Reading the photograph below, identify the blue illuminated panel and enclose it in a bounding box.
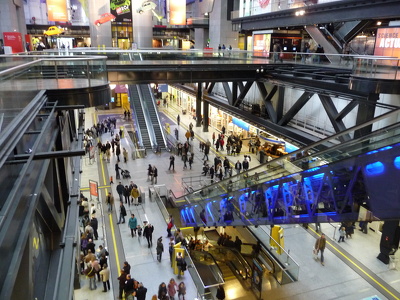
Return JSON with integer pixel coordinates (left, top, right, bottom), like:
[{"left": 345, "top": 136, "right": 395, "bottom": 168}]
[{"left": 365, "top": 161, "right": 385, "bottom": 176}]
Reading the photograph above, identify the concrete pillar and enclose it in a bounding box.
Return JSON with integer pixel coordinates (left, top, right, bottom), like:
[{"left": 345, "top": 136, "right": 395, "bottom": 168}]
[
  {"left": 88, "top": 0, "right": 112, "bottom": 47},
  {"left": 132, "top": 2, "right": 153, "bottom": 48},
  {"left": 202, "top": 100, "right": 209, "bottom": 132},
  {"left": 196, "top": 84, "right": 202, "bottom": 127},
  {"left": 209, "top": 0, "right": 238, "bottom": 49}
]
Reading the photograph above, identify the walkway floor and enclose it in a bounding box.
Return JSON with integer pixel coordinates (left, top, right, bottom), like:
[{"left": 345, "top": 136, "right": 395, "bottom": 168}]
[{"left": 74, "top": 103, "right": 400, "bottom": 300}]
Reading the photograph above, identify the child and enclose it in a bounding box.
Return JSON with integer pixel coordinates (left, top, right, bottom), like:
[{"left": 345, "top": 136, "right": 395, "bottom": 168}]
[
  {"left": 338, "top": 226, "right": 345, "bottom": 243},
  {"left": 137, "top": 225, "right": 142, "bottom": 237}
]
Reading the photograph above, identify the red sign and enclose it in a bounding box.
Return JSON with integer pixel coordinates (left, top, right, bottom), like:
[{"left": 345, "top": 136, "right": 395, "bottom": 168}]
[
  {"left": 170, "top": 0, "right": 186, "bottom": 25},
  {"left": 3, "top": 32, "right": 24, "bottom": 53},
  {"left": 374, "top": 27, "right": 400, "bottom": 58},
  {"left": 47, "top": 0, "right": 68, "bottom": 22},
  {"left": 89, "top": 180, "right": 98, "bottom": 197}
]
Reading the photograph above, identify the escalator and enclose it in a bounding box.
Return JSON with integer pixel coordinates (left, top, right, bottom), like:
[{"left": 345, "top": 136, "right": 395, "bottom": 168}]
[
  {"left": 128, "top": 85, "right": 152, "bottom": 149},
  {"left": 138, "top": 84, "right": 167, "bottom": 149},
  {"left": 304, "top": 25, "right": 341, "bottom": 64},
  {"left": 176, "top": 110, "right": 400, "bottom": 227}
]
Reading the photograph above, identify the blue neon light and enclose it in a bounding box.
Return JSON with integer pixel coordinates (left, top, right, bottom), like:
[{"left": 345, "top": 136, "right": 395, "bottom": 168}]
[
  {"left": 365, "top": 150, "right": 378, "bottom": 155},
  {"left": 379, "top": 146, "right": 392, "bottom": 152},
  {"left": 308, "top": 173, "right": 324, "bottom": 180},
  {"left": 304, "top": 167, "right": 321, "bottom": 173},
  {"left": 365, "top": 161, "right": 385, "bottom": 176},
  {"left": 394, "top": 156, "right": 400, "bottom": 169}
]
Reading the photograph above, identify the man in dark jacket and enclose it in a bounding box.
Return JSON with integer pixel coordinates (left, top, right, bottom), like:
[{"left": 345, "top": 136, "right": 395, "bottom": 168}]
[
  {"left": 117, "top": 202, "right": 127, "bottom": 224},
  {"left": 90, "top": 216, "right": 98, "bottom": 240},
  {"left": 116, "top": 182, "right": 124, "bottom": 202},
  {"left": 117, "top": 270, "right": 127, "bottom": 299},
  {"left": 143, "top": 222, "right": 154, "bottom": 248},
  {"left": 135, "top": 282, "right": 148, "bottom": 300}
]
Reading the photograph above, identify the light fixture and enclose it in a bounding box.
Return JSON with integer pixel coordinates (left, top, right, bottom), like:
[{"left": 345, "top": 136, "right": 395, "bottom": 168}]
[
  {"left": 109, "top": 84, "right": 116, "bottom": 90},
  {"left": 377, "top": 21, "right": 382, "bottom": 26},
  {"left": 295, "top": 10, "right": 305, "bottom": 16}
]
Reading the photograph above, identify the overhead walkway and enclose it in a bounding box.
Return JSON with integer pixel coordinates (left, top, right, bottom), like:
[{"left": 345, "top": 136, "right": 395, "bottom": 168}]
[{"left": 176, "top": 109, "right": 400, "bottom": 227}]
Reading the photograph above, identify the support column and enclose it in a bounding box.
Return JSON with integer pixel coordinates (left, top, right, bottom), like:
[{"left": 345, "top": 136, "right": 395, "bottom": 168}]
[
  {"left": 132, "top": 4, "right": 153, "bottom": 48},
  {"left": 202, "top": 100, "right": 209, "bottom": 132},
  {"left": 354, "top": 93, "right": 379, "bottom": 139},
  {"left": 196, "top": 83, "right": 202, "bottom": 127}
]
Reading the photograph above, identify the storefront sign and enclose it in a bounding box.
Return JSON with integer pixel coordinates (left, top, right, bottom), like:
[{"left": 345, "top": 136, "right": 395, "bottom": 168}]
[
  {"left": 3, "top": 32, "right": 24, "bottom": 53},
  {"left": 170, "top": 0, "right": 186, "bottom": 25},
  {"left": 47, "top": 0, "right": 68, "bottom": 22},
  {"left": 374, "top": 27, "right": 400, "bottom": 58}
]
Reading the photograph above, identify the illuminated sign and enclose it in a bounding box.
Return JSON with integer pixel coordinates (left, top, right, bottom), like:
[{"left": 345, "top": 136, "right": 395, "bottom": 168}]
[
  {"left": 374, "top": 27, "right": 400, "bottom": 58},
  {"left": 47, "top": 0, "right": 69, "bottom": 22},
  {"left": 170, "top": 0, "right": 186, "bottom": 25}
]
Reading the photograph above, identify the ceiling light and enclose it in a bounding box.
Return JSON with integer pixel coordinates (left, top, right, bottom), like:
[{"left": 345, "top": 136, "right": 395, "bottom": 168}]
[{"left": 377, "top": 21, "right": 382, "bottom": 26}]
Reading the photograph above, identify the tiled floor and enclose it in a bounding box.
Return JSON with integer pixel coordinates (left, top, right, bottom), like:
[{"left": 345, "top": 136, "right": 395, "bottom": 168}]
[{"left": 74, "top": 103, "right": 400, "bottom": 300}]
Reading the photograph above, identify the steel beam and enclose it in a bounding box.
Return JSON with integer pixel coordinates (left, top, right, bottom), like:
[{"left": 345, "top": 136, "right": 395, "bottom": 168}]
[
  {"left": 278, "top": 91, "right": 314, "bottom": 126},
  {"left": 318, "top": 94, "right": 351, "bottom": 142}
]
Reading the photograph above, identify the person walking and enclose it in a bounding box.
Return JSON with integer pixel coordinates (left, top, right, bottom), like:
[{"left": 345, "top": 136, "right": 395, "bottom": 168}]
[
  {"left": 216, "top": 285, "right": 225, "bottom": 300},
  {"left": 117, "top": 201, "right": 127, "bottom": 224},
  {"left": 123, "top": 147, "right": 128, "bottom": 163},
  {"left": 128, "top": 214, "right": 138, "bottom": 237},
  {"left": 115, "top": 162, "right": 121, "bottom": 180},
  {"left": 130, "top": 185, "right": 140, "bottom": 206},
  {"left": 105, "top": 192, "right": 114, "bottom": 213},
  {"left": 176, "top": 252, "right": 186, "bottom": 279},
  {"left": 235, "top": 160, "right": 242, "bottom": 174},
  {"left": 314, "top": 233, "right": 327, "bottom": 265},
  {"left": 177, "top": 282, "right": 186, "bottom": 300},
  {"left": 158, "top": 282, "right": 168, "bottom": 300},
  {"left": 144, "top": 222, "right": 154, "bottom": 248},
  {"left": 136, "top": 282, "right": 148, "bottom": 300},
  {"left": 167, "top": 214, "right": 174, "bottom": 237},
  {"left": 338, "top": 226, "right": 346, "bottom": 243},
  {"left": 167, "top": 278, "right": 178, "bottom": 300},
  {"left": 116, "top": 182, "right": 125, "bottom": 202},
  {"left": 156, "top": 237, "right": 164, "bottom": 262},
  {"left": 169, "top": 155, "right": 175, "bottom": 171},
  {"left": 177, "top": 115, "right": 180, "bottom": 126},
  {"left": 152, "top": 165, "right": 158, "bottom": 184},
  {"left": 99, "top": 263, "right": 110, "bottom": 292}
]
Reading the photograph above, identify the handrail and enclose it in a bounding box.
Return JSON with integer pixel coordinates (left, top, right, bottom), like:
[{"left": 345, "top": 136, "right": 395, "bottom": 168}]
[
  {"left": 137, "top": 86, "right": 157, "bottom": 149},
  {"left": 210, "top": 246, "right": 252, "bottom": 280},
  {"left": 189, "top": 249, "right": 225, "bottom": 287},
  {"left": 174, "top": 107, "right": 400, "bottom": 203}
]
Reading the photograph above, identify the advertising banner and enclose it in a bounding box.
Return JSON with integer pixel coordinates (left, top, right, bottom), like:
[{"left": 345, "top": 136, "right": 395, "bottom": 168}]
[
  {"left": 110, "top": 0, "right": 132, "bottom": 22},
  {"left": 374, "top": 27, "right": 400, "bottom": 58},
  {"left": 3, "top": 32, "right": 24, "bottom": 53},
  {"left": 170, "top": 0, "right": 186, "bottom": 25},
  {"left": 89, "top": 180, "right": 99, "bottom": 200},
  {"left": 47, "top": 0, "right": 68, "bottom": 22}
]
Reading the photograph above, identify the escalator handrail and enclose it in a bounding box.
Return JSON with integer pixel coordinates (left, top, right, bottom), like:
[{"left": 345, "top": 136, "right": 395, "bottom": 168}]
[
  {"left": 186, "top": 248, "right": 225, "bottom": 288},
  {"left": 211, "top": 246, "right": 252, "bottom": 280},
  {"left": 140, "top": 84, "right": 168, "bottom": 149},
  {"left": 242, "top": 242, "right": 276, "bottom": 274},
  {"left": 174, "top": 107, "right": 400, "bottom": 204},
  {"left": 137, "top": 85, "right": 158, "bottom": 148},
  {"left": 128, "top": 85, "right": 144, "bottom": 147}
]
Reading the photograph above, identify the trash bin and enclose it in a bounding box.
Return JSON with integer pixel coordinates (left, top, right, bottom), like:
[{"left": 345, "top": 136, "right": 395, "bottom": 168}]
[
  {"left": 389, "top": 255, "right": 399, "bottom": 270},
  {"left": 139, "top": 187, "right": 145, "bottom": 204}
]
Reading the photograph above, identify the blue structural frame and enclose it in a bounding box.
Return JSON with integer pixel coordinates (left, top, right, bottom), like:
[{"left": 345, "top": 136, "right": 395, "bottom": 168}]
[{"left": 180, "top": 143, "right": 400, "bottom": 227}]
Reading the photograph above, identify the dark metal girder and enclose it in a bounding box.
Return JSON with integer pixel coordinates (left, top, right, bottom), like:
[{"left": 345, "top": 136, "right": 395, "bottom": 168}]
[
  {"left": 318, "top": 94, "right": 351, "bottom": 142},
  {"left": 222, "top": 82, "right": 233, "bottom": 105},
  {"left": 234, "top": 81, "right": 254, "bottom": 107},
  {"left": 278, "top": 91, "right": 314, "bottom": 126},
  {"left": 12, "top": 149, "right": 85, "bottom": 161},
  {"left": 234, "top": 0, "right": 400, "bottom": 31},
  {"left": 336, "top": 100, "right": 359, "bottom": 121}
]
